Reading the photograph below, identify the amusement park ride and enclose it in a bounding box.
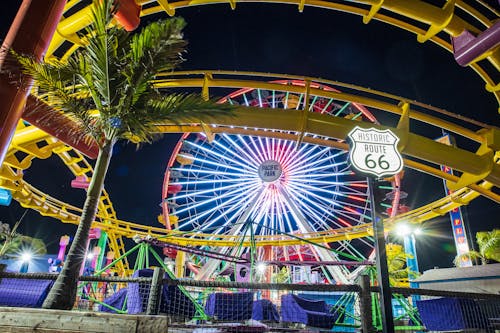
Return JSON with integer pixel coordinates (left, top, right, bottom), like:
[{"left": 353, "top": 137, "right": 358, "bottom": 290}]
[{"left": 0, "top": 0, "right": 498, "bottom": 293}]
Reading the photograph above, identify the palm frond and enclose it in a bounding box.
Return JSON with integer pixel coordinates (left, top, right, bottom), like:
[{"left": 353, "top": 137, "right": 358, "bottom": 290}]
[
  {"left": 84, "top": 0, "right": 118, "bottom": 108},
  {"left": 16, "top": 55, "right": 79, "bottom": 102},
  {"left": 121, "top": 18, "right": 187, "bottom": 107},
  {"left": 147, "top": 92, "right": 234, "bottom": 122},
  {"left": 117, "top": 92, "right": 234, "bottom": 143},
  {"left": 453, "top": 251, "right": 484, "bottom": 266},
  {"left": 476, "top": 229, "right": 500, "bottom": 262},
  {"left": 14, "top": 52, "right": 103, "bottom": 145}
]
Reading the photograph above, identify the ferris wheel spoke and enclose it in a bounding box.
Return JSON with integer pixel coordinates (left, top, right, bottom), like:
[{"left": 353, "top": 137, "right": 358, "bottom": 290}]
[
  {"left": 178, "top": 151, "right": 252, "bottom": 175},
  {"left": 274, "top": 138, "right": 292, "bottom": 165},
  {"left": 338, "top": 184, "right": 369, "bottom": 196},
  {"left": 171, "top": 167, "right": 256, "bottom": 179},
  {"left": 220, "top": 134, "right": 262, "bottom": 166},
  {"left": 284, "top": 145, "right": 332, "bottom": 173},
  {"left": 273, "top": 191, "right": 300, "bottom": 234},
  {"left": 212, "top": 134, "right": 262, "bottom": 168},
  {"left": 289, "top": 156, "right": 348, "bottom": 176},
  {"left": 256, "top": 136, "right": 270, "bottom": 161},
  {"left": 174, "top": 181, "right": 261, "bottom": 216},
  {"left": 286, "top": 183, "right": 365, "bottom": 228},
  {"left": 287, "top": 181, "right": 370, "bottom": 213},
  {"left": 332, "top": 208, "right": 371, "bottom": 225},
  {"left": 186, "top": 140, "right": 255, "bottom": 171},
  {"left": 209, "top": 187, "right": 266, "bottom": 236},
  {"left": 175, "top": 182, "right": 261, "bottom": 229},
  {"left": 284, "top": 185, "right": 346, "bottom": 230},
  {"left": 261, "top": 136, "right": 272, "bottom": 161},
  {"left": 237, "top": 134, "right": 266, "bottom": 165},
  {"left": 286, "top": 182, "right": 343, "bottom": 203},
  {"left": 169, "top": 179, "right": 257, "bottom": 201},
  {"left": 171, "top": 177, "right": 257, "bottom": 186},
  {"left": 280, "top": 141, "right": 310, "bottom": 169},
  {"left": 270, "top": 137, "right": 277, "bottom": 160}
]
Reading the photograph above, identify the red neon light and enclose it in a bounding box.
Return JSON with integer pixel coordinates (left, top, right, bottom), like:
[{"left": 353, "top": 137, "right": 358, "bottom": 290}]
[
  {"left": 349, "top": 183, "right": 368, "bottom": 188},
  {"left": 336, "top": 217, "right": 352, "bottom": 227},
  {"left": 344, "top": 206, "right": 359, "bottom": 214},
  {"left": 347, "top": 195, "right": 366, "bottom": 202}
]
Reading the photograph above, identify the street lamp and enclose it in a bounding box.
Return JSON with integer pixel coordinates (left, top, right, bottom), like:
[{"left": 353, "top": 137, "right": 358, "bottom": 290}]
[
  {"left": 393, "top": 223, "right": 422, "bottom": 288},
  {"left": 256, "top": 262, "right": 267, "bottom": 275},
  {"left": 19, "top": 251, "right": 33, "bottom": 273}
]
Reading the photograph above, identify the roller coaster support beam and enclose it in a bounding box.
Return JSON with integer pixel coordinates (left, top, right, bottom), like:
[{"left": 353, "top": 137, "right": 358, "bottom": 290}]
[
  {"left": 0, "top": 0, "right": 67, "bottom": 167},
  {"left": 212, "top": 108, "right": 500, "bottom": 187},
  {"left": 453, "top": 20, "right": 500, "bottom": 67}
]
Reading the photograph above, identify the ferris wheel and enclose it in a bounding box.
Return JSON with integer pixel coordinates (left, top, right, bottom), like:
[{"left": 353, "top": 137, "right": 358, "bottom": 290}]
[{"left": 162, "top": 80, "right": 399, "bottom": 283}]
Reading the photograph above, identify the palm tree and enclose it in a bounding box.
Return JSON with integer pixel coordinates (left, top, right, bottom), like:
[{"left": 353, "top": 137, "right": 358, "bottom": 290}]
[
  {"left": 386, "top": 243, "right": 418, "bottom": 287},
  {"left": 16, "top": 0, "right": 232, "bottom": 309},
  {"left": 365, "top": 243, "right": 418, "bottom": 287},
  {"left": 454, "top": 229, "right": 500, "bottom": 266},
  {"left": 0, "top": 212, "right": 47, "bottom": 259}
]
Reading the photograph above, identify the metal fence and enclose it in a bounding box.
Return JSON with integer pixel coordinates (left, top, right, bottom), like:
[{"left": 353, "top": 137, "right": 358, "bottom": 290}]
[{"left": 0, "top": 269, "right": 499, "bottom": 332}]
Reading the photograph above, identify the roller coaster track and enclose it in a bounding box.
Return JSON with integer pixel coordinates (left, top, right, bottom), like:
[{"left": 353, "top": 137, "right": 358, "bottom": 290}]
[
  {"left": 1, "top": 72, "right": 498, "bottom": 253},
  {"left": 2, "top": 122, "right": 129, "bottom": 274},
  {"left": 2, "top": 0, "right": 499, "bottom": 267},
  {"left": 49, "top": 0, "right": 500, "bottom": 111}
]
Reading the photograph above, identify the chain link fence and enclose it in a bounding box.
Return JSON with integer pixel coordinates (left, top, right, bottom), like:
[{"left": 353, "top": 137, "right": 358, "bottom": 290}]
[{"left": 0, "top": 269, "right": 499, "bottom": 332}]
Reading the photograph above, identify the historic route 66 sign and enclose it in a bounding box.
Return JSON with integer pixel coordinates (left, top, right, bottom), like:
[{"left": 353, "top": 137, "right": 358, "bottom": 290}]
[{"left": 347, "top": 127, "right": 403, "bottom": 178}]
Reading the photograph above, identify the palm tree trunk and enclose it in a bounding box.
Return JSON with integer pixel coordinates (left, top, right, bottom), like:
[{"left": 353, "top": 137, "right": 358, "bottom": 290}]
[{"left": 43, "top": 140, "right": 114, "bottom": 310}]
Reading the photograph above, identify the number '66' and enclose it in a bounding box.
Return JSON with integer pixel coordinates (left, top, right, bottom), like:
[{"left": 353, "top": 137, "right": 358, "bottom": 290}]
[{"left": 364, "top": 154, "right": 390, "bottom": 170}]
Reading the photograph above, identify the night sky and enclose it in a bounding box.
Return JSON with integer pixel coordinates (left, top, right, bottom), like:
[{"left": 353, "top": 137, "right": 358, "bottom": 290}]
[{"left": 1, "top": 1, "right": 499, "bottom": 272}]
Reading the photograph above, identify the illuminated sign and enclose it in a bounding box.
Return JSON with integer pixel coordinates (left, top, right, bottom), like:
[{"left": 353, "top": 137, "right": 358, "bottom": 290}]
[
  {"left": 348, "top": 127, "right": 403, "bottom": 178},
  {"left": 258, "top": 160, "right": 282, "bottom": 182},
  {"left": 435, "top": 134, "right": 472, "bottom": 267}
]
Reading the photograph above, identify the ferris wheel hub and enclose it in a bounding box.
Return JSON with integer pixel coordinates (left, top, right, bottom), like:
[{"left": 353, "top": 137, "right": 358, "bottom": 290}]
[{"left": 258, "top": 160, "right": 282, "bottom": 182}]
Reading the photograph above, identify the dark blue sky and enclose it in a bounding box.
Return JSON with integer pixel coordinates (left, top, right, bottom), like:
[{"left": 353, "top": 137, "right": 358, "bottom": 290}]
[{"left": 1, "top": 1, "right": 499, "bottom": 271}]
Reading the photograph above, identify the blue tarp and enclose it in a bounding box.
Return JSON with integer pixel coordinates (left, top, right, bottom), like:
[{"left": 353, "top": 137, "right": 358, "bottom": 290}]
[
  {"left": 417, "top": 297, "right": 489, "bottom": 331},
  {"left": 0, "top": 278, "right": 53, "bottom": 307},
  {"left": 281, "top": 294, "right": 339, "bottom": 329},
  {"left": 252, "top": 299, "right": 280, "bottom": 322},
  {"left": 205, "top": 292, "right": 254, "bottom": 321}
]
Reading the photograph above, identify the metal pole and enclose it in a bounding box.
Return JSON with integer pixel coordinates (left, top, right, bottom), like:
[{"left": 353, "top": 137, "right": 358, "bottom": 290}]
[
  {"left": 360, "top": 274, "right": 375, "bottom": 333},
  {"left": 146, "top": 267, "right": 164, "bottom": 315},
  {"left": 368, "top": 177, "right": 395, "bottom": 333}
]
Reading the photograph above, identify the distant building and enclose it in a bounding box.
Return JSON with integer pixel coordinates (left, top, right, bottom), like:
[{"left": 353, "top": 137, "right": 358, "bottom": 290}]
[{"left": 413, "top": 263, "right": 500, "bottom": 294}]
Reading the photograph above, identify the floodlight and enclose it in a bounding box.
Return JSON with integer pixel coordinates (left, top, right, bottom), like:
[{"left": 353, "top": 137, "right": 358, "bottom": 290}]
[
  {"left": 256, "top": 262, "right": 267, "bottom": 274},
  {"left": 414, "top": 227, "right": 423, "bottom": 236},
  {"left": 395, "top": 224, "right": 412, "bottom": 237},
  {"left": 20, "top": 251, "right": 32, "bottom": 263}
]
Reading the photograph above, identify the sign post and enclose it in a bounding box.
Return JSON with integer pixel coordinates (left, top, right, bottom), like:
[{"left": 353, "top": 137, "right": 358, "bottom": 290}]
[{"left": 348, "top": 127, "right": 403, "bottom": 333}]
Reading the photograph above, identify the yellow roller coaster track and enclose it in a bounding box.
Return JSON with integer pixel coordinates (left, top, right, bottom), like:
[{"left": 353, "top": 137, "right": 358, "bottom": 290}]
[
  {"left": 1, "top": 72, "right": 498, "bottom": 252},
  {"left": 49, "top": 0, "right": 500, "bottom": 111},
  {"left": 2, "top": 122, "right": 129, "bottom": 273},
  {"left": 1, "top": 0, "right": 499, "bottom": 266}
]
